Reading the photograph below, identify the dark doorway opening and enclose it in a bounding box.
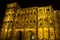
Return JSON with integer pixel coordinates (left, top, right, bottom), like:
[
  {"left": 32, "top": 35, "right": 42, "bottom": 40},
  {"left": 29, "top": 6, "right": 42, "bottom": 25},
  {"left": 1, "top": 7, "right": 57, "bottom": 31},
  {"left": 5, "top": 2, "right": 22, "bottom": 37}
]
[{"left": 17, "top": 31, "right": 22, "bottom": 40}]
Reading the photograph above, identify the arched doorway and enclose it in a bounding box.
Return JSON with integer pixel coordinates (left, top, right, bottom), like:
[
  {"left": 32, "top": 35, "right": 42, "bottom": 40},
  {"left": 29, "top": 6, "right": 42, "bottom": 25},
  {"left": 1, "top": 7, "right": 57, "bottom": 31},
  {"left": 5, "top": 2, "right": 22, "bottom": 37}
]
[{"left": 16, "top": 31, "right": 22, "bottom": 40}]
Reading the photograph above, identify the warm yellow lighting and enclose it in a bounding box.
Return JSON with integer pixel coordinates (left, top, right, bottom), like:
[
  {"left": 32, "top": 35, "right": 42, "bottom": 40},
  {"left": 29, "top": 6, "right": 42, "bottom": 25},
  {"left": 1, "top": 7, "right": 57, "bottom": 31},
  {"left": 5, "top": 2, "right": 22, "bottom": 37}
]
[
  {"left": 44, "top": 27, "right": 48, "bottom": 39},
  {"left": 38, "top": 28, "right": 43, "bottom": 39},
  {"left": 8, "top": 29, "right": 12, "bottom": 38},
  {"left": 7, "top": 3, "right": 17, "bottom": 8},
  {"left": 1, "top": 2, "right": 59, "bottom": 40},
  {"left": 49, "top": 27, "right": 55, "bottom": 39}
]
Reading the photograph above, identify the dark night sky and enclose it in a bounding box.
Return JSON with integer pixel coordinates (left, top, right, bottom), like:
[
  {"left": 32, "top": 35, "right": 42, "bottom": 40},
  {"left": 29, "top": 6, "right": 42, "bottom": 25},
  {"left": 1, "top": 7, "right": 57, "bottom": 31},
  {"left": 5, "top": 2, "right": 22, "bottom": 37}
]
[{"left": 0, "top": 0, "right": 60, "bottom": 27}]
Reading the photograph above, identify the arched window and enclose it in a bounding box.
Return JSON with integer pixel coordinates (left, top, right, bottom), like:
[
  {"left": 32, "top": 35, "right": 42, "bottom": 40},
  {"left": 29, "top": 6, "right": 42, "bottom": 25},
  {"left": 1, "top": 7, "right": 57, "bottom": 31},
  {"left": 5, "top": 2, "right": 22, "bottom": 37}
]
[
  {"left": 18, "top": 14, "right": 20, "bottom": 17},
  {"left": 40, "top": 23, "right": 42, "bottom": 25},
  {"left": 7, "top": 21, "right": 9, "bottom": 23},
  {"left": 50, "top": 22, "right": 53, "bottom": 25},
  {"left": 30, "top": 20, "right": 32, "bottom": 23},
  {"left": 10, "top": 21, "right": 12, "bottom": 23},
  {"left": 34, "top": 20, "right": 35, "bottom": 23},
  {"left": 16, "top": 21, "right": 18, "bottom": 24},
  {"left": 47, "top": 9, "right": 49, "bottom": 11}
]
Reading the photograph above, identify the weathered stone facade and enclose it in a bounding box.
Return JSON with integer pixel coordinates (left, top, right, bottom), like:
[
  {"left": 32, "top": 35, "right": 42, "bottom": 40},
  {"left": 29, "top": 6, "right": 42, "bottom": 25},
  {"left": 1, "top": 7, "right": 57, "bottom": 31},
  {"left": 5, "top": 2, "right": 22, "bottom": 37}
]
[{"left": 0, "top": 2, "right": 60, "bottom": 40}]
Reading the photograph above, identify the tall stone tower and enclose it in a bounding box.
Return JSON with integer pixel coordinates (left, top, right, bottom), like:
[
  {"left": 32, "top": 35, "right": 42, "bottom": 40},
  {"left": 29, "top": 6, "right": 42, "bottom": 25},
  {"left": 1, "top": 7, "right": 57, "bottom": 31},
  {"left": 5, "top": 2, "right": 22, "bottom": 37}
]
[{"left": 0, "top": 2, "right": 60, "bottom": 40}]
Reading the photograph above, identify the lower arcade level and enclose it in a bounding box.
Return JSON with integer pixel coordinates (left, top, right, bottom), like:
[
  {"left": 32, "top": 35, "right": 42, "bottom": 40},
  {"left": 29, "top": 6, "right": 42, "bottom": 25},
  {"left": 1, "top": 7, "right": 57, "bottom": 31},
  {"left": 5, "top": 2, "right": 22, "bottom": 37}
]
[{"left": 0, "top": 27, "right": 60, "bottom": 40}]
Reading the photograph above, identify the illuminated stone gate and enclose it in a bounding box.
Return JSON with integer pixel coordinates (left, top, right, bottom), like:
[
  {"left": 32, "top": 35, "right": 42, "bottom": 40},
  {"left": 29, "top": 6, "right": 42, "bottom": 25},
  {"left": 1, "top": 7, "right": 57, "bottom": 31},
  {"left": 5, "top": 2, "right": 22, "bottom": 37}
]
[{"left": 0, "top": 2, "right": 60, "bottom": 40}]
